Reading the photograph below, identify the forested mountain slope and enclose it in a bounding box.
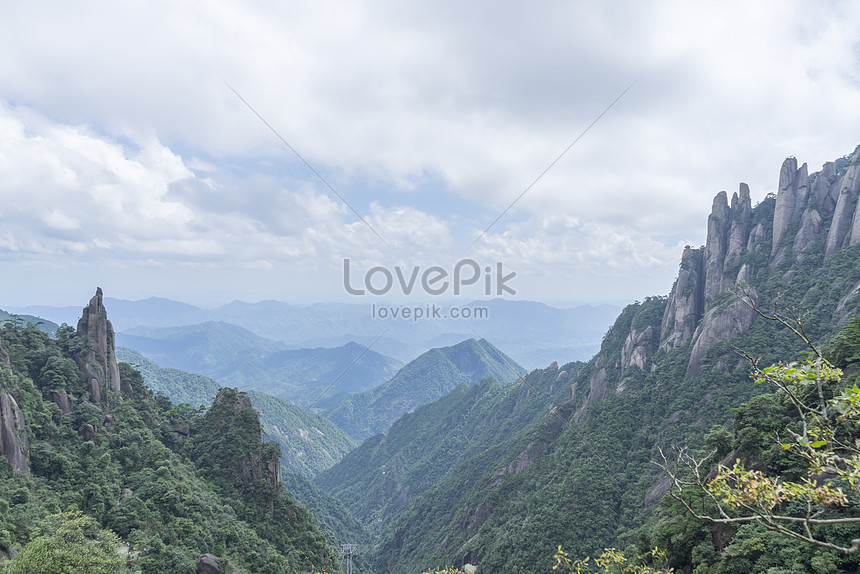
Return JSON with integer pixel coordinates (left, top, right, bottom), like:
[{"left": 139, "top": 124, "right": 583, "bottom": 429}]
[
  {"left": 0, "top": 290, "right": 337, "bottom": 573},
  {"left": 358, "top": 147, "right": 860, "bottom": 572},
  {"left": 317, "top": 362, "right": 582, "bottom": 530},
  {"left": 115, "top": 347, "right": 357, "bottom": 476}
]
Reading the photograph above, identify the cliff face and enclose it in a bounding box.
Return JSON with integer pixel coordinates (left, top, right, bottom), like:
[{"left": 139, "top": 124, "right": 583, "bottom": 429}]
[
  {"left": 73, "top": 288, "right": 122, "bottom": 404},
  {"left": 0, "top": 388, "right": 27, "bottom": 473},
  {"left": 0, "top": 344, "right": 28, "bottom": 474}
]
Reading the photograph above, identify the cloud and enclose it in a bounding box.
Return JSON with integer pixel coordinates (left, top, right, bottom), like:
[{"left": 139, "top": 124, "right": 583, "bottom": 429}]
[
  {"left": 0, "top": 103, "right": 455, "bottom": 271},
  {"left": 1, "top": 0, "right": 860, "bottom": 305}
]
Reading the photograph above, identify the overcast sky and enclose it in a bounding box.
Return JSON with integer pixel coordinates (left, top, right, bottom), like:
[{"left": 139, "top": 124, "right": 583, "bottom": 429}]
[{"left": 1, "top": 1, "right": 859, "bottom": 308}]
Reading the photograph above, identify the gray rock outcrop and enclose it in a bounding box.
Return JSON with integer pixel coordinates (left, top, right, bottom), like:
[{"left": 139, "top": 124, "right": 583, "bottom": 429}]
[
  {"left": 825, "top": 150, "right": 860, "bottom": 256},
  {"left": 660, "top": 246, "right": 704, "bottom": 351},
  {"left": 686, "top": 294, "right": 757, "bottom": 376},
  {"left": 792, "top": 208, "right": 822, "bottom": 262},
  {"left": 53, "top": 390, "right": 71, "bottom": 415},
  {"left": 724, "top": 183, "right": 752, "bottom": 271},
  {"left": 703, "top": 191, "right": 732, "bottom": 304},
  {"left": 196, "top": 554, "right": 222, "bottom": 574},
  {"left": 663, "top": 148, "right": 860, "bottom": 374},
  {"left": 620, "top": 326, "right": 655, "bottom": 371},
  {"left": 0, "top": 390, "right": 28, "bottom": 473},
  {"left": 73, "top": 288, "right": 121, "bottom": 404}
]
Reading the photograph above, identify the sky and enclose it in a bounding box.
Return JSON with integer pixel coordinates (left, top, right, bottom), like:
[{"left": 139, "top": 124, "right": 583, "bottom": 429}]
[{"left": 1, "top": 0, "right": 860, "bottom": 308}]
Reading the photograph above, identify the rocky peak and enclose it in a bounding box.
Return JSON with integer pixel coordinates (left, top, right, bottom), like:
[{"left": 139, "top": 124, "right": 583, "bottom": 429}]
[
  {"left": 73, "top": 288, "right": 121, "bottom": 404},
  {"left": 665, "top": 147, "right": 860, "bottom": 375},
  {"left": 703, "top": 191, "right": 732, "bottom": 305}
]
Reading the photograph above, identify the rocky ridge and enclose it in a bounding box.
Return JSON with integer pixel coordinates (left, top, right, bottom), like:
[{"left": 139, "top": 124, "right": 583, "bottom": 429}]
[{"left": 574, "top": 146, "right": 860, "bottom": 422}]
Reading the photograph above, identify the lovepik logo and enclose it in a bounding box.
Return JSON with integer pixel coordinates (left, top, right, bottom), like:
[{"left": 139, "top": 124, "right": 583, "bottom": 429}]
[{"left": 343, "top": 258, "right": 516, "bottom": 296}]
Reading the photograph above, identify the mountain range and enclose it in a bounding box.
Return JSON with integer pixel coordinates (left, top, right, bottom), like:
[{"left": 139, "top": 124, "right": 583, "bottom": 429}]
[
  {"left": 9, "top": 298, "right": 620, "bottom": 368},
  {"left": 115, "top": 324, "right": 402, "bottom": 409}
]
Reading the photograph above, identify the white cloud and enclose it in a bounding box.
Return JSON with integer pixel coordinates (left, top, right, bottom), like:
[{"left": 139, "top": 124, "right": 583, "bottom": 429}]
[{"left": 1, "top": 0, "right": 860, "bottom": 305}]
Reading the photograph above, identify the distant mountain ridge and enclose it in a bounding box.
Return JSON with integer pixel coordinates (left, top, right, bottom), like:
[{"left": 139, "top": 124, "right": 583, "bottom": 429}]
[
  {"left": 324, "top": 338, "right": 526, "bottom": 441},
  {"left": 9, "top": 298, "right": 620, "bottom": 368},
  {"left": 317, "top": 362, "right": 582, "bottom": 530},
  {"left": 115, "top": 323, "right": 401, "bottom": 408},
  {"left": 0, "top": 309, "right": 59, "bottom": 336}
]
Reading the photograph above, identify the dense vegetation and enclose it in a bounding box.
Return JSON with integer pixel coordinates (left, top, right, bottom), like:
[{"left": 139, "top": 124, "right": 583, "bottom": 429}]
[
  {"left": 0, "top": 321, "right": 337, "bottom": 573},
  {"left": 645, "top": 316, "right": 860, "bottom": 573},
  {"left": 318, "top": 363, "right": 582, "bottom": 532},
  {"left": 116, "top": 347, "right": 358, "bottom": 476}
]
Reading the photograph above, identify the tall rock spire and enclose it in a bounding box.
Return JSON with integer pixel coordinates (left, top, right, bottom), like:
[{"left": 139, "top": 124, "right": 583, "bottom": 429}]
[
  {"left": 660, "top": 246, "right": 705, "bottom": 351},
  {"left": 0, "top": 343, "right": 27, "bottom": 473},
  {"left": 74, "top": 288, "right": 122, "bottom": 404},
  {"left": 825, "top": 148, "right": 860, "bottom": 256},
  {"left": 771, "top": 157, "right": 809, "bottom": 259},
  {"left": 724, "top": 183, "right": 752, "bottom": 271},
  {"left": 703, "top": 191, "right": 731, "bottom": 305},
  {"left": 0, "top": 391, "right": 28, "bottom": 473}
]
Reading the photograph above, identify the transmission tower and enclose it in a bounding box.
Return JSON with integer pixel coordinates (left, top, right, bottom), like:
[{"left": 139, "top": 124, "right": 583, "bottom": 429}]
[{"left": 341, "top": 543, "right": 357, "bottom": 574}]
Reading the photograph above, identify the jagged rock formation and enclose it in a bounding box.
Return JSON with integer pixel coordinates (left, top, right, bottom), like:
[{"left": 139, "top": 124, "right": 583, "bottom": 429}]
[
  {"left": 73, "top": 288, "right": 121, "bottom": 403},
  {"left": 660, "top": 246, "right": 704, "bottom": 352},
  {"left": 618, "top": 146, "right": 860, "bottom": 380},
  {"left": 655, "top": 148, "right": 860, "bottom": 374},
  {"left": 0, "top": 389, "right": 28, "bottom": 473},
  {"left": 366, "top": 146, "right": 860, "bottom": 574},
  {"left": 771, "top": 158, "right": 809, "bottom": 265}
]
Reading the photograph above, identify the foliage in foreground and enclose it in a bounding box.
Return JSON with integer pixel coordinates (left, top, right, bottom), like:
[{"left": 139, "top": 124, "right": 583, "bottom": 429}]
[
  {"left": 0, "top": 511, "right": 134, "bottom": 574},
  {"left": 553, "top": 547, "right": 672, "bottom": 573},
  {"left": 653, "top": 313, "right": 860, "bottom": 571}
]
